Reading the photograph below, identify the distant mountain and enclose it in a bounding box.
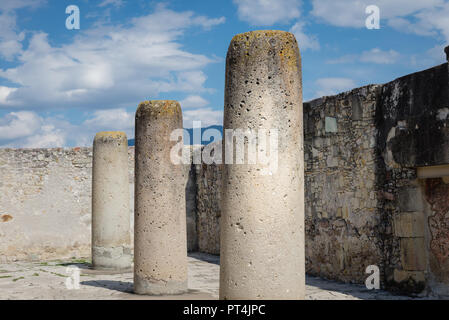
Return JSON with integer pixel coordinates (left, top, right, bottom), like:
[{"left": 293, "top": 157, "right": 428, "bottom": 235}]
[{"left": 128, "top": 125, "right": 223, "bottom": 146}]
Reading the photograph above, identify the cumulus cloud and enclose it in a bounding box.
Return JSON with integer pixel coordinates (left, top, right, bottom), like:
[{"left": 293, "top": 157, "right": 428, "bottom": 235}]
[
  {"left": 0, "top": 111, "right": 70, "bottom": 147},
  {"left": 0, "top": 108, "right": 137, "bottom": 148},
  {"left": 233, "top": 0, "right": 301, "bottom": 26},
  {"left": 83, "top": 108, "right": 134, "bottom": 131},
  {"left": 360, "top": 48, "right": 400, "bottom": 64},
  {"left": 311, "top": 0, "right": 449, "bottom": 43},
  {"left": 180, "top": 95, "right": 209, "bottom": 109},
  {"left": 0, "top": 0, "right": 45, "bottom": 60},
  {"left": 183, "top": 107, "right": 223, "bottom": 128},
  {"left": 0, "top": 6, "right": 225, "bottom": 111},
  {"left": 289, "top": 21, "right": 320, "bottom": 51},
  {"left": 327, "top": 48, "right": 400, "bottom": 65},
  {"left": 315, "top": 78, "right": 357, "bottom": 97},
  {"left": 98, "top": 0, "right": 124, "bottom": 8}
]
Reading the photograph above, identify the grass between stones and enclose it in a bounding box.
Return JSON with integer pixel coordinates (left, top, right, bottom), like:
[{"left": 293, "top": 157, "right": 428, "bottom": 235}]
[{"left": 12, "top": 277, "right": 24, "bottom": 282}]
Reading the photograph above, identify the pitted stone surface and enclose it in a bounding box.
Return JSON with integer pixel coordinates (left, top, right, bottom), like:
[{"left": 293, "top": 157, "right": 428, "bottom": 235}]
[
  {"left": 220, "top": 30, "right": 305, "bottom": 300},
  {"left": 134, "top": 100, "right": 188, "bottom": 295},
  {"left": 92, "top": 132, "right": 132, "bottom": 270}
]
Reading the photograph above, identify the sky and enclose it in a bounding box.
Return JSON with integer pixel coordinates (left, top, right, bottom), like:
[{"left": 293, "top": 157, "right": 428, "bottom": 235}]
[{"left": 0, "top": 0, "right": 448, "bottom": 148}]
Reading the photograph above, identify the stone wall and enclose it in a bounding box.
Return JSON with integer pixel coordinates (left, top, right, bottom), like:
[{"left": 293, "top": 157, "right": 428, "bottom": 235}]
[
  {"left": 196, "top": 162, "right": 222, "bottom": 255},
  {"left": 376, "top": 62, "right": 449, "bottom": 295},
  {"left": 0, "top": 146, "right": 197, "bottom": 262},
  {"left": 303, "top": 85, "right": 384, "bottom": 283},
  {"left": 194, "top": 60, "right": 449, "bottom": 296},
  {"left": 1, "top": 60, "right": 448, "bottom": 296}
]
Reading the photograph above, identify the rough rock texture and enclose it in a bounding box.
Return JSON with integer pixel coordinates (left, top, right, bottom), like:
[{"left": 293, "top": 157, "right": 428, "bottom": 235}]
[
  {"left": 0, "top": 146, "right": 197, "bottom": 263},
  {"left": 92, "top": 132, "right": 132, "bottom": 270},
  {"left": 194, "top": 58, "right": 449, "bottom": 297},
  {"left": 220, "top": 30, "right": 305, "bottom": 300},
  {"left": 377, "top": 62, "right": 449, "bottom": 296},
  {"left": 134, "top": 100, "right": 188, "bottom": 295},
  {"left": 303, "top": 85, "right": 384, "bottom": 284},
  {"left": 196, "top": 161, "right": 222, "bottom": 255},
  {"left": 0, "top": 147, "right": 95, "bottom": 262}
]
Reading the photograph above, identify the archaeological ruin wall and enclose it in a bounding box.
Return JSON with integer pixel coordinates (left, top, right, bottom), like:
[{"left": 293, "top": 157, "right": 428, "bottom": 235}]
[
  {"left": 1, "top": 58, "right": 448, "bottom": 296},
  {"left": 194, "top": 59, "right": 449, "bottom": 296},
  {"left": 0, "top": 147, "right": 198, "bottom": 263}
]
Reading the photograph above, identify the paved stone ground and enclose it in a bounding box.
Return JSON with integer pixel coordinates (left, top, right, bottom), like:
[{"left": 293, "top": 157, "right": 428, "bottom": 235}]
[{"left": 0, "top": 252, "right": 439, "bottom": 300}]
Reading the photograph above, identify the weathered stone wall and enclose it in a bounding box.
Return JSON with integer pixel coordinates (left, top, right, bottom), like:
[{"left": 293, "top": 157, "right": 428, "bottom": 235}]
[
  {"left": 194, "top": 60, "right": 449, "bottom": 296},
  {"left": 303, "top": 85, "right": 384, "bottom": 283},
  {"left": 1, "top": 60, "right": 448, "bottom": 296},
  {"left": 0, "top": 146, "right": 197, "bottom": 262},
  {"left": 377, "top": 62, "right": 449, "bottom": 295},
  {"left": 196, "top": 162, "right": 222, "bottom": 255}
]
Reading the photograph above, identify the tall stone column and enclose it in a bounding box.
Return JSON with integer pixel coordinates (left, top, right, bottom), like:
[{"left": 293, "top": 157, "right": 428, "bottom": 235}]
[
  {"left": 134, "top": 100, "right": 188, "bottom": 295},
  {"left": 92, "top": 131, "right": 132, "bottom": 270},
  {"left": 220, "top": 30, "right": 305, "bottom": 300}
]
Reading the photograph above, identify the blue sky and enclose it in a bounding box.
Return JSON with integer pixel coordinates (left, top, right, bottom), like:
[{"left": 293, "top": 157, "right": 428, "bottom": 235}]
[{"left": 0, "top": 0, "right": 448, "bottom": 147}]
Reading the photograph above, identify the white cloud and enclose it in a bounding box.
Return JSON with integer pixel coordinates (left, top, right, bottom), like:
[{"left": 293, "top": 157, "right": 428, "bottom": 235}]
[
  {"left": 183, "top": 107, "right": 223, "bottom": 128},
  {"left": 289, "top": 21, "right": 320, "bottom": 51},
  {"left": 98, "top": 0, "right": 124, "bottom": 8},
  {"left": 311, "top": 0, "right": 449, "bottom": 43},
  {"left": 0, "top": 86, "right": 17, "bottom": 105},
  {"left": 0, "top": 106, "right": 224, "bottom": 147},
  {"left": 0, "top": 6, "right": 225, "bottom": 110},
  {"left": 0, "top": 111, "right": 71, "bottom": 148},
  {"left": 311, "top": 0, "right": 444, "bottom": 27},
  {"left": 180, "top": 95, "right": 209, "bottom": 109},
  {"left": 0, "top": 108, "right": 137, "bottom": 148},
  {"left": 233, "top": 0, "right": 301, "bottom": 26},
  {"left": 0, "top": 111, "right": 41, "bottom": 140},
  {"left": 315, "top": 78, "right": 357, "bottom": 97},
  {"left": 327, "top": 48, "right": 400, "bottom": 64},
  {"left": 22, "top": 124, "right": 66, "bottom": 148},
  {"left": 0, "top": 0, "right": 45, "bottom": 60},
  {"left": 83, "top": 108, "right": 134, "bottom": 131},
  {"left": 360, "top": 48, "right": 400, "bottom": 64}
]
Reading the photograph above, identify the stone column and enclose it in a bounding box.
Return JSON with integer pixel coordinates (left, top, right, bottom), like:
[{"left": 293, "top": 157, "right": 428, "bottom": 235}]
[
  {"left": 134, "top": 100, "right": 188, "bottom": 295},
  {"left": 92, "top": 131, "right": 132, "bottom": 270},
  {"left": 220, "top": 30, "right": 305, "bottom": 300}
]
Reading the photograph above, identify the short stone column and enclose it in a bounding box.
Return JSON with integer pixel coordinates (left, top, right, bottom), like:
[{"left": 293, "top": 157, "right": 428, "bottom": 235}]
[
  {"left": 134, "top": 100, "right": 188, "bottom": 295},
  {"left": 92, "top": 131, "right": 132, "bottom": 270},
  {"left": 220, "top": 30, "right": 305, "bottom": 300}
]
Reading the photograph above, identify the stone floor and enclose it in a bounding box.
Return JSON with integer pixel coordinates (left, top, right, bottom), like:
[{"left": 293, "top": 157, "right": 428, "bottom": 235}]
[{"left": 0, "top": 252, "right": 439, "bottom": 300}]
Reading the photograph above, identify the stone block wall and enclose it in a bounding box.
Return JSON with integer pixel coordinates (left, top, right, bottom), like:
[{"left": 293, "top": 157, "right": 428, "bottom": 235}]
[
  {"left": 377, "top": 62, "right": 449, "bottom": 295},
  {"left": 303, "top": 85, "right": 384, "bottom": 283},
  {"left": 1, "top": 60, "right": 448, "bottom": 296},
  {"left": 0, "top": 147, "right": 95, "bottom": 262},
  {"left": 193, "top": 60, "right": 449, "bottom": 296},
  {"left": 195, "top": 162, "right": 222, "bottom": 255},
  {"left": 0, "top": 146, "right": 197, "bottom": 262}
]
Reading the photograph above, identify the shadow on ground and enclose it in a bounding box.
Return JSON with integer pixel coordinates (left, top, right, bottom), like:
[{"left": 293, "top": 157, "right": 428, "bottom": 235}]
[
  {"left": 81, "top": 280, "right": 133, "bottom": 293},
  {"left": 188, "top": 252, "right": 219, "bottom": 265}
]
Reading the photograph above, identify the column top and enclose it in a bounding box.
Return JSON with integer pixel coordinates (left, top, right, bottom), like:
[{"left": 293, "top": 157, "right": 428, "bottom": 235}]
[
  {"left": 231, "top": 30, "right": 295, "bottom": 44},
  {"left": 136, "top": 100, "right": 182, "bottom": 117},
  {"left": 94, "top": 131, "right": 128, "bottom": 144},
  {"left": 95, "top": 131, "right": 127, "bottom": 139},
  {"left": 228, "top": 30, "right": 300, "bottom": 71}
]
